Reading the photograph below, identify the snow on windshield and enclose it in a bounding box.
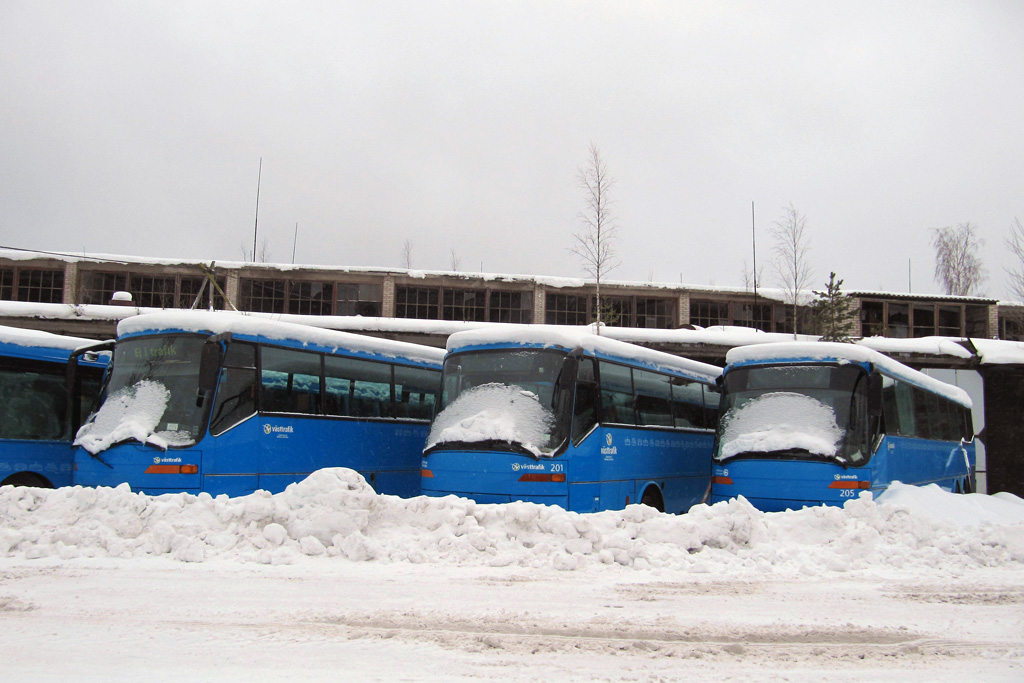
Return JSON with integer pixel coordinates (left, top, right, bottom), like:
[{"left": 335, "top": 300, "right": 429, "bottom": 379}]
[
  {"left": 426, "top": 383, "right": 555, "bottom": 456},
  {"left": 74, "top": 380, "right": 194, "bottom": 454},
  {"left": 718, "top": 391, "right": 843, "bottom": 460}
]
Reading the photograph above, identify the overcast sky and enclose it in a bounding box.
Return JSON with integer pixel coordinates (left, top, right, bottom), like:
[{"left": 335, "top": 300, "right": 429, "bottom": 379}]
[{"left": 2, "top": 1, "right": 1022, "bottom": 298}]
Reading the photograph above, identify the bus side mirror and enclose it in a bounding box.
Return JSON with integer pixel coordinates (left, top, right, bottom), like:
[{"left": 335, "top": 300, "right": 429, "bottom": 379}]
[
  {"left": 556, "top": 350, "right": 581, "bottom": 395},
  {"left": 67, "top": 340, "right": 114, "bottom": 434},
  {"left": 197, "top": 332, "right": 231, "bottom": 406},
  {"left": 867, "top": 374, "right": 883, "bottom": 417}
]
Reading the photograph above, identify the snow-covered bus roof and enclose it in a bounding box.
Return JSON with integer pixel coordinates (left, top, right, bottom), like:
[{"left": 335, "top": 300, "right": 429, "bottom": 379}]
[
  {"left": 0, "top": 324, "right": 101, "bottom": 352},
  {"left": 856, "top": 336, "right": 975, "bottom": 360},
  {"left": 117, "top": 311, "right": 446, "bottom": 367},
  {"left": 446, "top": 325, "right": 722, "bottom": 383},
  {"left": 0, "top": 324, "right": 111, "bottom": 364},
  {"left": 726, "top": 341, "right": 972, "bottom": 408}
]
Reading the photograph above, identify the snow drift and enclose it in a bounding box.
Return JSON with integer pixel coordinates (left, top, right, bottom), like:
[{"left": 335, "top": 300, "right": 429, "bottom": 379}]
[{"left": 2, "top": 469, "right": 1023, "bottom": 575}]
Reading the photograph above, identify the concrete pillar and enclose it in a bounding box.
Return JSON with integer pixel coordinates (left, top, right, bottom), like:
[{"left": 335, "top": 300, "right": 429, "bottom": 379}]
[
  {"left": 63, "top": 262, "right": 79, "bottom": 304},
  {"left": 382, "top": 276, "right": 396, "bottom": 317},
  {"left": 225, "top": 271, "right": 240, "bottom": 310},
  {"left": 533, "top": 284, "right": 546, "bottom": 324}
]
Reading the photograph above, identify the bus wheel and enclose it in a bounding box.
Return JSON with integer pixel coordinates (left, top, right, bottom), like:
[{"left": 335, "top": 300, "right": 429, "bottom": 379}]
[
  {"left": 640, "top": 486, "right": 664, "bottom": 513},
  {"left": 0, "top": 473, "right": 52, "bottom": 489}
]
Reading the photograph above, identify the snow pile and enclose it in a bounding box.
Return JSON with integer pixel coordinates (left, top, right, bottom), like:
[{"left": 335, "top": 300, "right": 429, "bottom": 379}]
[
  {"left": 2, "top": 470, "right": 1023, "bottom": 575},
  {"left": 74, "top": 380, "right": 192, "bottom": 454},
  {"left": 718, "top": 392, "right": 843, "bottom": 459},
  {"left": 426, "top": 383, "right": 554, "bottom": 455}
]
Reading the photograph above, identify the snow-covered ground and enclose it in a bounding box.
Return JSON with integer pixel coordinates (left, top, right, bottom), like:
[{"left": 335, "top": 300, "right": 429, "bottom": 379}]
[{"left": 2, "top": 470, "right": 1023, "bottom": 681}]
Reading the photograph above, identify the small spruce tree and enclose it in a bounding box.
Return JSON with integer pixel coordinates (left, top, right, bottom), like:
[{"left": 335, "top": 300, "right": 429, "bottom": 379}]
[{"left": 811, "top": 272, "right": 855, "bottom": 342}]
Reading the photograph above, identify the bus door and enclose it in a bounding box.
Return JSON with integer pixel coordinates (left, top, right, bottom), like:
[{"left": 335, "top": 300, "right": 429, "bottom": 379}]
[{"left": 204, "top": 338, "right": 260, "bottom": 496}]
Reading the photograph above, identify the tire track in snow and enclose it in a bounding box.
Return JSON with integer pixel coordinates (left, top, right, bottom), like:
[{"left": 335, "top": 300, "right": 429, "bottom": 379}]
[{"left": 300, "top": 611, "right": 1020, "bottom": 665}]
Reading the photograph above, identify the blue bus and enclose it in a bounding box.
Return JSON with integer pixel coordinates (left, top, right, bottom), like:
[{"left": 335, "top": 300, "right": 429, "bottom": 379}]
[
  {"left": 421, "top": 326, "right": 722, "bottom": 513},
  {"left": 711, "top": 341, "right": 976, "bottom": 511},
  {"left": 73, "top": 311, "right": 445, "bottom": 496},
  {"left": 0, "top": 326, "right": 109, "bottom": 488}
]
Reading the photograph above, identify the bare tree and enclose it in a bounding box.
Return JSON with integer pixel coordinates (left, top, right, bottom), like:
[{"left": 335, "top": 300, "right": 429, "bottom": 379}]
[
  {"left": 572, "top": 143, "right": 620, "bottom": 329},
  {"left": 1003, "top": 218, "right": 1024, "bottom": 303},
  {"left": 240, "top": 239, "right": 270, "bottom": 263},
  {"left": 449, "top": 249, "right": 461, "bottom": 272},
  {"left": 771, "top": 203, "right": 813, "bottom": 335},
  {"left": 741, "top": 260, "right": 764, "bottom": 293},
  {"left": 931, "top": 222, "right": 985, "bottom": 296},
  {"left": 401, "top": 239, "right": 413, "bottom": 269},
  {"left": 1005, "top": 217, "right": 1024, "bottom": 301}
]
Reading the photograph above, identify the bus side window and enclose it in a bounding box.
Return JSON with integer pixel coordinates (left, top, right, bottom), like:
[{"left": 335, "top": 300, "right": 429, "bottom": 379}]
[
  {"left": 880, "top": 375, "right": 898, "bottom": 437},
  {"left": 634, "top": 369, "right": 673, "bottom": 427},
  {"left": 938, "top": 398, "right": 961, "bottom": 442},
  {"left": 260, "top": 347, "right": 322, "bottom": 415},
  {"left": 961, "top": 404, "right": 974, "bottom": 441},
  {"left": 210, "top": 343, "right": 257, "bottom": 436},
  {"left": 598, "top": 362, "right": 635, "bottom": 425},
  {"left": 572, "top": 358, "right": 598, "bottom": 445},
  {"left": 324, "top": 356, "right": 393, "bottom": 418},
  {"left": 0, "top": 359, "right": 68, "bottom": 440},
  {"left": 394, "top": 365, "right": 439, "bottom": 420},
  {"left": 893, "top": 380, "right": 916, "bottom": 437},
  {"left": 670, "top": 377, "right": 704, "bottom": 429},
  {"left": 912, "top": 388, "right": 937, "bottom": 440}
]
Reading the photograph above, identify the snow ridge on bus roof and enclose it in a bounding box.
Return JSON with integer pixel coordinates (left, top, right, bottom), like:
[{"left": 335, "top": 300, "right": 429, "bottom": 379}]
[
  {"left": 446, "top": 325, "right": 722, "bottom": 381},
  {"left": 856, "top": 336, "right": 974, "bottom": 359},
  {"left": 0, "top": 324, "right": 104, "bottom": 352},
  {"left": 726, "top": 341, "right": 972, "bottom": 407},
  {"left": 118, "top": 311, "right": 446, "bottom": 365}
]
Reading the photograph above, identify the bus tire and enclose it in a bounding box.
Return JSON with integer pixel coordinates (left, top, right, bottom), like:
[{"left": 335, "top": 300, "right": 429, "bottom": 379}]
[
  {"left": 640, "top": 486, "right": 664, "bottom": 513},
  {"left": 1, "top": 472, "right": 53, "bottom": 489}
]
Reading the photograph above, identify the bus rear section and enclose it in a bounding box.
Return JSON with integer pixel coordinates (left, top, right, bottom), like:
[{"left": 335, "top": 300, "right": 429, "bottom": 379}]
[
  {"left": 711, "top": 459, "right": 875, "bottom": 512},
  {"left": 0, "top": 328, "right": 108, "bottom": 488},
  {"left": 711, "top": 342, "right": 976, "bottom": 511},
  {"left": 422, "top": 447, "right": 568, "bottom": 506}
]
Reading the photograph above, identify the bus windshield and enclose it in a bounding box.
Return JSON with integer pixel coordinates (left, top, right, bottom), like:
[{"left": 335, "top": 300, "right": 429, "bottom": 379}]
[
  {"left": 715, "top": 363, "right": 869, "bottom": 465},
  {"left": 76, "top": 335, "right": 207, "bottom": 453},
  {"left": 428, "top": 348, "right": 571, "bottom": 456}
]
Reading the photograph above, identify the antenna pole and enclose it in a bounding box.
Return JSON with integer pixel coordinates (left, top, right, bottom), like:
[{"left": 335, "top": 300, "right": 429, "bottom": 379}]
[
  {"left": 252, "top": 157, "right": 262, "bottom": 262},
  {"left": 292, "top": 222, "right": 298, "bottom": 264},
  {"left": 752, "top": 201, "right": 760, "bottom": 325}
]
